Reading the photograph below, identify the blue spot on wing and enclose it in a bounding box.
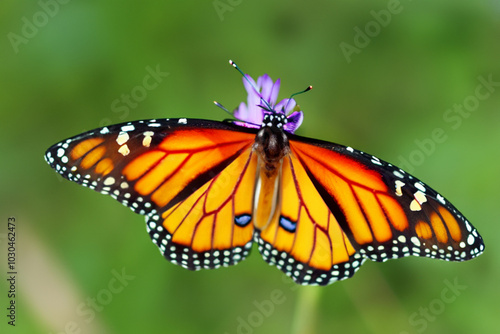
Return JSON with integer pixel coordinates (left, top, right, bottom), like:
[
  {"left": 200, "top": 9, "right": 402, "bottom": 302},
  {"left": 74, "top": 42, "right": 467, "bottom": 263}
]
[
  {"left": 235, "top": 214, "right": 252, "bottom": 227},
  {"left": 279, "top": 216, "right": 296, "bottom": 232}
]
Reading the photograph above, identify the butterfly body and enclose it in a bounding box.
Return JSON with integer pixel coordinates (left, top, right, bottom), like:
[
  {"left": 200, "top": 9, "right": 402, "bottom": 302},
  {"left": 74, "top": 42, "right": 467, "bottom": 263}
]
[
  {"left": 252, "top": 114, "right": 290, "bottom": 230},
  {"left": 45, "top": 71, "right": 484, "bottom": 286}
]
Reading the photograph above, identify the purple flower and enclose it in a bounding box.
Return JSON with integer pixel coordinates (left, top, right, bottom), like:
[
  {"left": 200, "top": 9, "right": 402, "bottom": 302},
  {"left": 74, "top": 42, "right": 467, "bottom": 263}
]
[{"left": 233, "top": 74, "right": 303, "bottom": 133}]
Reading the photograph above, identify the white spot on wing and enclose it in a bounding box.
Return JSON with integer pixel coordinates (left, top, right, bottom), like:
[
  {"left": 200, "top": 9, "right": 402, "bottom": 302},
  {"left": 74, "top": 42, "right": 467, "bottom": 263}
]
[
  {"left": 395, "top": 180, "right": 405, "bottom": 197},
  {"left": 437, "top": 193, "right": 445, "bottom": 205},
  {"left": 142, "top": 131, "right": 154, "bottom": 147},
  {"left": 393, "top": 170, "right": 404, "bottom": 179},
  {"left": 410, "top": 236, "right": 421, "bottom": 247},
  {"left": 410, "top": 199, "right": 421, "bottom": 211},
  {"left": 121, "top": 124, "right": 135, "bottom": 132},
  {"left": 118, "top": 144, "right": 130, "bottom": 156},
  {"left": 414, "top": 182, "right": 426, "bottom": 193},
  {"left": 371, "top": 157, "right": 382, "bottom": 166},
  {"left": 103, "top": 177, "right": 115, "bottom": 186},
  {"left": 414, "top": 190, "right": 427, "bottom": 205},
  {"left": 116, "top": 132, "right": 130, "bottom": 145}
]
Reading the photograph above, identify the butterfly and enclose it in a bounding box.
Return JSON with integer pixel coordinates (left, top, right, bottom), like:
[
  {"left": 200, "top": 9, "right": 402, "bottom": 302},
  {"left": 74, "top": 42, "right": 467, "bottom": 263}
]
[{"left": 45, "top": 61, "right": 484, "bottom": 286}]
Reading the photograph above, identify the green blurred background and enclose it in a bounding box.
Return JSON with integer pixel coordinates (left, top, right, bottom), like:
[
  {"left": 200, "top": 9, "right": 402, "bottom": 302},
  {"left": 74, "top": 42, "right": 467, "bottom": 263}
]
[{"left": 1, "top": 1, "right": 499, "bottom": 333}]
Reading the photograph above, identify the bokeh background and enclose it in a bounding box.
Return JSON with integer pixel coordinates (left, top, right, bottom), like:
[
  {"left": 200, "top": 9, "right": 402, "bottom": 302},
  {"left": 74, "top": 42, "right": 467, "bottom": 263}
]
[{"left": 1, "top": 1, "right": 499, "bottom": 333}]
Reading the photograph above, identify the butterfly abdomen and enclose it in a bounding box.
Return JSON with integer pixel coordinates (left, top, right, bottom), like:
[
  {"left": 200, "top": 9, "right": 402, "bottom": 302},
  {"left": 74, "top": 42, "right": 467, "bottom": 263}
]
[{"left": 251, "top": 123, "right": 289, "bottom": 231}]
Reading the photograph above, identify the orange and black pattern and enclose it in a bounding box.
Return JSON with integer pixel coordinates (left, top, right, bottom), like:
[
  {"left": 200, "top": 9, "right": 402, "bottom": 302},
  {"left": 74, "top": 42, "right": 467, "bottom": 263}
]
[
  {"left": 45, "top": 117, "right": 484, "bottom": 285},
  {"left": 255, "top": 133, "right": 484, "bottom": 284}
]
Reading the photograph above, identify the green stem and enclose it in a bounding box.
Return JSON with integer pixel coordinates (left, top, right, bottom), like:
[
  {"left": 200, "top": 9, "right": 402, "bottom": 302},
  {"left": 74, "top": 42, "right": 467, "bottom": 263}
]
[{"left": 290, "top": 286, "right": 322, "bottom": 334}]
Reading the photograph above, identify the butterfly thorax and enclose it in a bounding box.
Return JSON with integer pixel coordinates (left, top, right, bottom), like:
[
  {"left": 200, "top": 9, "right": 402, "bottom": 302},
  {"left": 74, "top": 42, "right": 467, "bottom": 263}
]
[
  {"left": 254, "top": 125, "right": 289, "bottom": 174},
  {"left": 252, "top": 113, "right": 290, "bottom": 230}
]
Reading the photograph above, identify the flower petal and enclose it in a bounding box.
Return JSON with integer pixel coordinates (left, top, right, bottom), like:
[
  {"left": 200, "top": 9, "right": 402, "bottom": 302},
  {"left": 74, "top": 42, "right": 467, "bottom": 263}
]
[
  {"left": 259, "top": 74, "right": 275, "bottom": 105},
  {"left": 243, "top": 74, "right": 258, "bottom": 96},
  {"left": 275, "top": 98, "right": 296, "bottom": 113},
  {"left": 284, "top": 111, "right": 304, "bottom": 133},
  {"left": 268, "top": 78, "right": 281, "bottom": 106},
  {"left": 233, "top": 101, "right": 248, "bottom": 121},
  {"left": 234, "top": 73, "right": 304, "bottom": 133}
]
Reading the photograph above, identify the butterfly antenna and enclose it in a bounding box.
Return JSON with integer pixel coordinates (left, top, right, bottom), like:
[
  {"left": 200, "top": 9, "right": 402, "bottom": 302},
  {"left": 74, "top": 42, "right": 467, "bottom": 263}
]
[
  {"left": 213, "top": 100, "right": 235, "bottom": 119},
  {"left": 229, "top": 60, "right": 273, "bottom": 112},
  {"left": 283, "top": 85, "right": 313, "bottom": 113}
]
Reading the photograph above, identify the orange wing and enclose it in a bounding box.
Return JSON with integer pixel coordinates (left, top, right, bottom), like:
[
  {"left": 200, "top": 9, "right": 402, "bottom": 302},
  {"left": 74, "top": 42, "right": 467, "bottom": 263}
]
[
  {"left": 45, "top": 118, "right": 259, "bottom": 269},
  {"left": 257, "top": 152, "right": 365, "bottom": 285},
  {"left": 256, "top": 136, "right": 484, "bottom": 285},
  {"left": 147, "top": 148, "right": 258, "bottom": 269}
]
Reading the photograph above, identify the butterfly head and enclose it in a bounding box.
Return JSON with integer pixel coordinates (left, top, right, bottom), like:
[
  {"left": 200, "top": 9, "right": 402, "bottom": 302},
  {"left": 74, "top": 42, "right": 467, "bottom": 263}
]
[
  {"left": 233, "top": 73, "right": 304, "bottom": 134},
  {"left": 261, "top": 112, "right": 287, "bottom": 129}
]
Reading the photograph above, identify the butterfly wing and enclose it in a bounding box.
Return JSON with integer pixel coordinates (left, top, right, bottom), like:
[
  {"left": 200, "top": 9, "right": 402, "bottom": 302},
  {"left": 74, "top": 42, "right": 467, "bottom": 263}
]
[
  {"left": 45, "top": 117, "right": 485, "bottom": 284},
  {"left": 257, "top": 152, "right": 365, "bottom": 285},
  {"left": 45, "top": 118, "right": 258, "bottom": 269},
  {"left": 146, "top": 147, "right": 258, "bottom": 270},
  {"left": 257, "top": 134, "right": 485, "bottom": 286}
]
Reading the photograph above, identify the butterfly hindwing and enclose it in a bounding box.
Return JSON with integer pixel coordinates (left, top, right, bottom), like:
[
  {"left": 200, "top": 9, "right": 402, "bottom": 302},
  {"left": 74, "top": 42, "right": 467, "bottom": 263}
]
[
  {"left": 257, "top": 153, "right": 366, "bottom": 285},
  {"left": 147, "top": 148, "right": 259, "bottom": 269}
]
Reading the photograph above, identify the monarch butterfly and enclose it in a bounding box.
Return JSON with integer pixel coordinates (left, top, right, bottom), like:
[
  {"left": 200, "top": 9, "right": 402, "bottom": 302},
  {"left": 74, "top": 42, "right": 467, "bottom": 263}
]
[{"left": 45, "top": 61, "right": 484, "bottom": 286}]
